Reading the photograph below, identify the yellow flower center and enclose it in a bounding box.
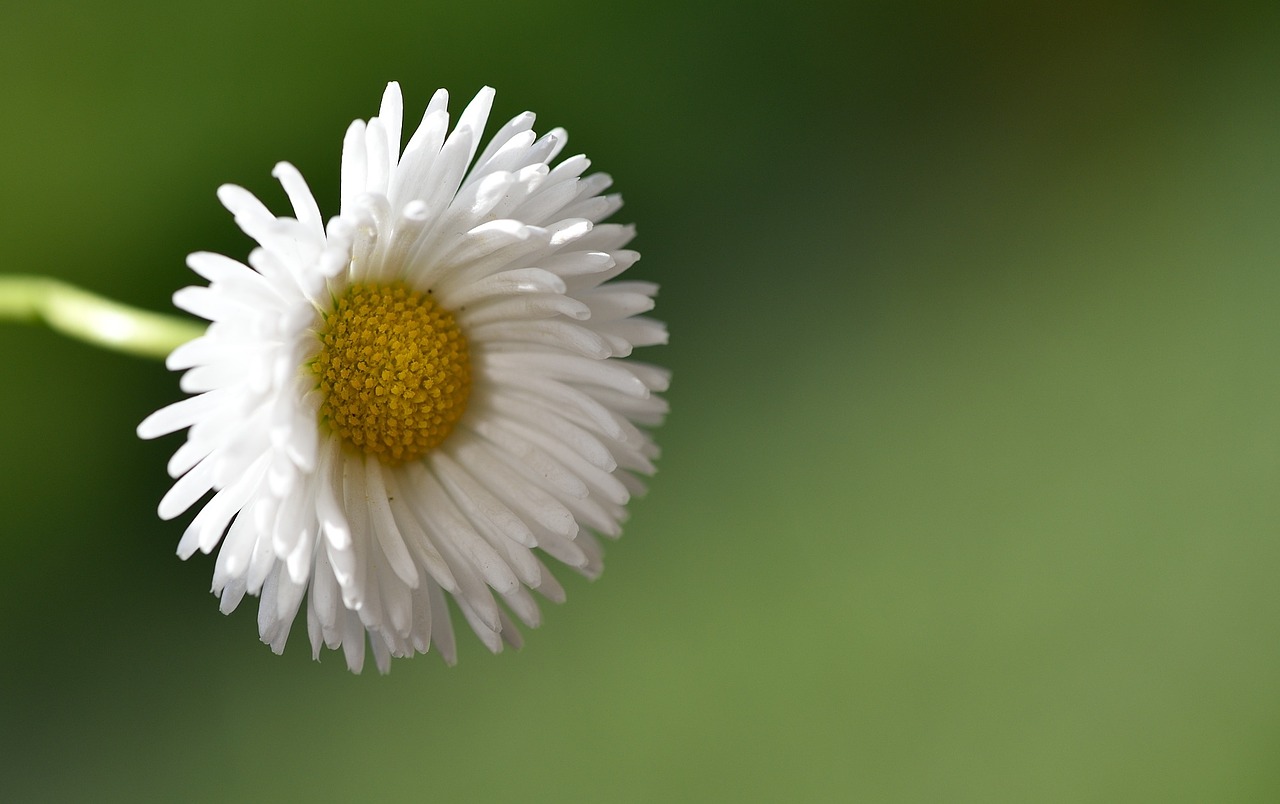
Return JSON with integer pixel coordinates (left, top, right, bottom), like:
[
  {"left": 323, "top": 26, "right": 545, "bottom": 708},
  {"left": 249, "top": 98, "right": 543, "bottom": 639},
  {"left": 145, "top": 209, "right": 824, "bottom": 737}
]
[{"left": 314, "top": 282, "right": 471, "bottom": 466}]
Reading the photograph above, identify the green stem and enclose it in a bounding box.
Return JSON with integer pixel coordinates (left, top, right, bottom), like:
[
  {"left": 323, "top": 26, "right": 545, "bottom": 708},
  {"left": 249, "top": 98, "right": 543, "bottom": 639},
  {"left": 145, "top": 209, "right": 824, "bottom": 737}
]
[{"left": 0, "top": 275, "right": 203, "bottom": 360}]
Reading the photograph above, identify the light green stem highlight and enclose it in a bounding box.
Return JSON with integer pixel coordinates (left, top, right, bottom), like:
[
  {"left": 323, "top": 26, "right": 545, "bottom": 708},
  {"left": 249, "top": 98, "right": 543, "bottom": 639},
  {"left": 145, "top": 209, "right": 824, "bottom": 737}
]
[{"left": 0, "top": 275, "right": 203, "bottom": 360}]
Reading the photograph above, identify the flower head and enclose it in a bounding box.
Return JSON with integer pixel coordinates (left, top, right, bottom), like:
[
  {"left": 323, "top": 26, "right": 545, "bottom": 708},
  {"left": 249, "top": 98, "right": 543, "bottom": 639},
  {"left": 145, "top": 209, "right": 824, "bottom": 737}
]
[{"left": 138, "top": 83, "right": 667, "bottom": 673}]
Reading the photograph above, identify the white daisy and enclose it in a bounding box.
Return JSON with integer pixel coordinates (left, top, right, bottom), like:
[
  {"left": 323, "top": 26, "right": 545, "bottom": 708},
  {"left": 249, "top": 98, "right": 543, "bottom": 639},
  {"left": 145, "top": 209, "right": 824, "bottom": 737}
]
[{"left": 137, "top": 83, "right": 667, "bottom": 673}]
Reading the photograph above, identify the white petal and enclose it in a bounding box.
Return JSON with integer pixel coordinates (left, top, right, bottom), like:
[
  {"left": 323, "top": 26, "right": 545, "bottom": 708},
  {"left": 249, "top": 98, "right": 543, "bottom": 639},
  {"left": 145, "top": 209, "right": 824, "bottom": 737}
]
[
  {"left": 340, "top": 120, "right": 368, "bottom": 215},
  {"left": 363, "top": 458, "right": 421, "bottom": 589},
  {"left": 271, "top": 162, "right": 325, "bottom": 239},
  {"left": 158, "top": 456, "right": 217, "bottom": 520},
  {"left": 378, "top": 81, "right": 404, "bottom": 167},
  {"left": 454, "top": 86, "right": 496, "bottom": 168},
  {"left": 472, "top": 111, "right": 536, "bottom": 173}
]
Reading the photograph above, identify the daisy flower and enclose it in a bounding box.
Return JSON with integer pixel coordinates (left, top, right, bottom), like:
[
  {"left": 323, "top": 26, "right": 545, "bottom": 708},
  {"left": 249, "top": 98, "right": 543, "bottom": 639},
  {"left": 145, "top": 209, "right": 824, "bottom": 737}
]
[{"left": 137, "top": 83, "right": 667, "bottom": 673}]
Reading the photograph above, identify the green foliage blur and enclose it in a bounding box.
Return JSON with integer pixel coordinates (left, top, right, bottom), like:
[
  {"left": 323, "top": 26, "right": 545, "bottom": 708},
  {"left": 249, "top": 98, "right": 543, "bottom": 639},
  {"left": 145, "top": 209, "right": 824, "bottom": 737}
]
[{"left": 3, "top": 1, "right": 1280, "bottom": 801}]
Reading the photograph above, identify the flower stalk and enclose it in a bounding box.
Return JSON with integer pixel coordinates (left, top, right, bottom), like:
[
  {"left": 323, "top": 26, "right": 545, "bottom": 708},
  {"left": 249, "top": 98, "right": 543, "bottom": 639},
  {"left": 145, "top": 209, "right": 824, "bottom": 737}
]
[{"left": 0, "top": 275, "right": 200, "bottom": 360}]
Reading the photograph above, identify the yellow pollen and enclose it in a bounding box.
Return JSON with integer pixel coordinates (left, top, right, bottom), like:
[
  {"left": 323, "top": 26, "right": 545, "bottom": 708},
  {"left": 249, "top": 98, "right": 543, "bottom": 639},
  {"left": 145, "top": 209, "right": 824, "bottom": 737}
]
[{"left": 314, "top": 282, "right": 472, "bottom": 466}]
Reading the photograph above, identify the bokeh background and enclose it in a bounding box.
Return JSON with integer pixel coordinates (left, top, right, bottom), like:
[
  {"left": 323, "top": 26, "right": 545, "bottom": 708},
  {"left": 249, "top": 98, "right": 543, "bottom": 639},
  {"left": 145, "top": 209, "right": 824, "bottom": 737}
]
[{"left": 3, "top": 1, "right": 1280, "bottom": 801}]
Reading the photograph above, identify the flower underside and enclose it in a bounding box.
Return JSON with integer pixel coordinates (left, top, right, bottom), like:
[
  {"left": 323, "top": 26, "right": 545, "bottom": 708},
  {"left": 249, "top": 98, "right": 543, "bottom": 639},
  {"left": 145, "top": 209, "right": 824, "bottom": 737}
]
[{"left": 314, "top": 281, "right": 471, "bottom": 466}]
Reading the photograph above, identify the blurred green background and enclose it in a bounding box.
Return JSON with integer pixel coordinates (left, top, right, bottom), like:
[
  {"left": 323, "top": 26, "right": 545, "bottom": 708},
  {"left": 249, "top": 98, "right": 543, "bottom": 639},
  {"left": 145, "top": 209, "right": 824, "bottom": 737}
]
[{"left": 3, "top": 1, "right": 1280, "bottom": 801}]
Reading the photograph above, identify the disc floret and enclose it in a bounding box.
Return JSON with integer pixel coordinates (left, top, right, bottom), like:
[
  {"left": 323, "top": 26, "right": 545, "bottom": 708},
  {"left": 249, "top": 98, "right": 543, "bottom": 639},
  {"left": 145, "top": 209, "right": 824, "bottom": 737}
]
[{"left": 315, "top": 282, "right": 471, "bottom": 466}]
